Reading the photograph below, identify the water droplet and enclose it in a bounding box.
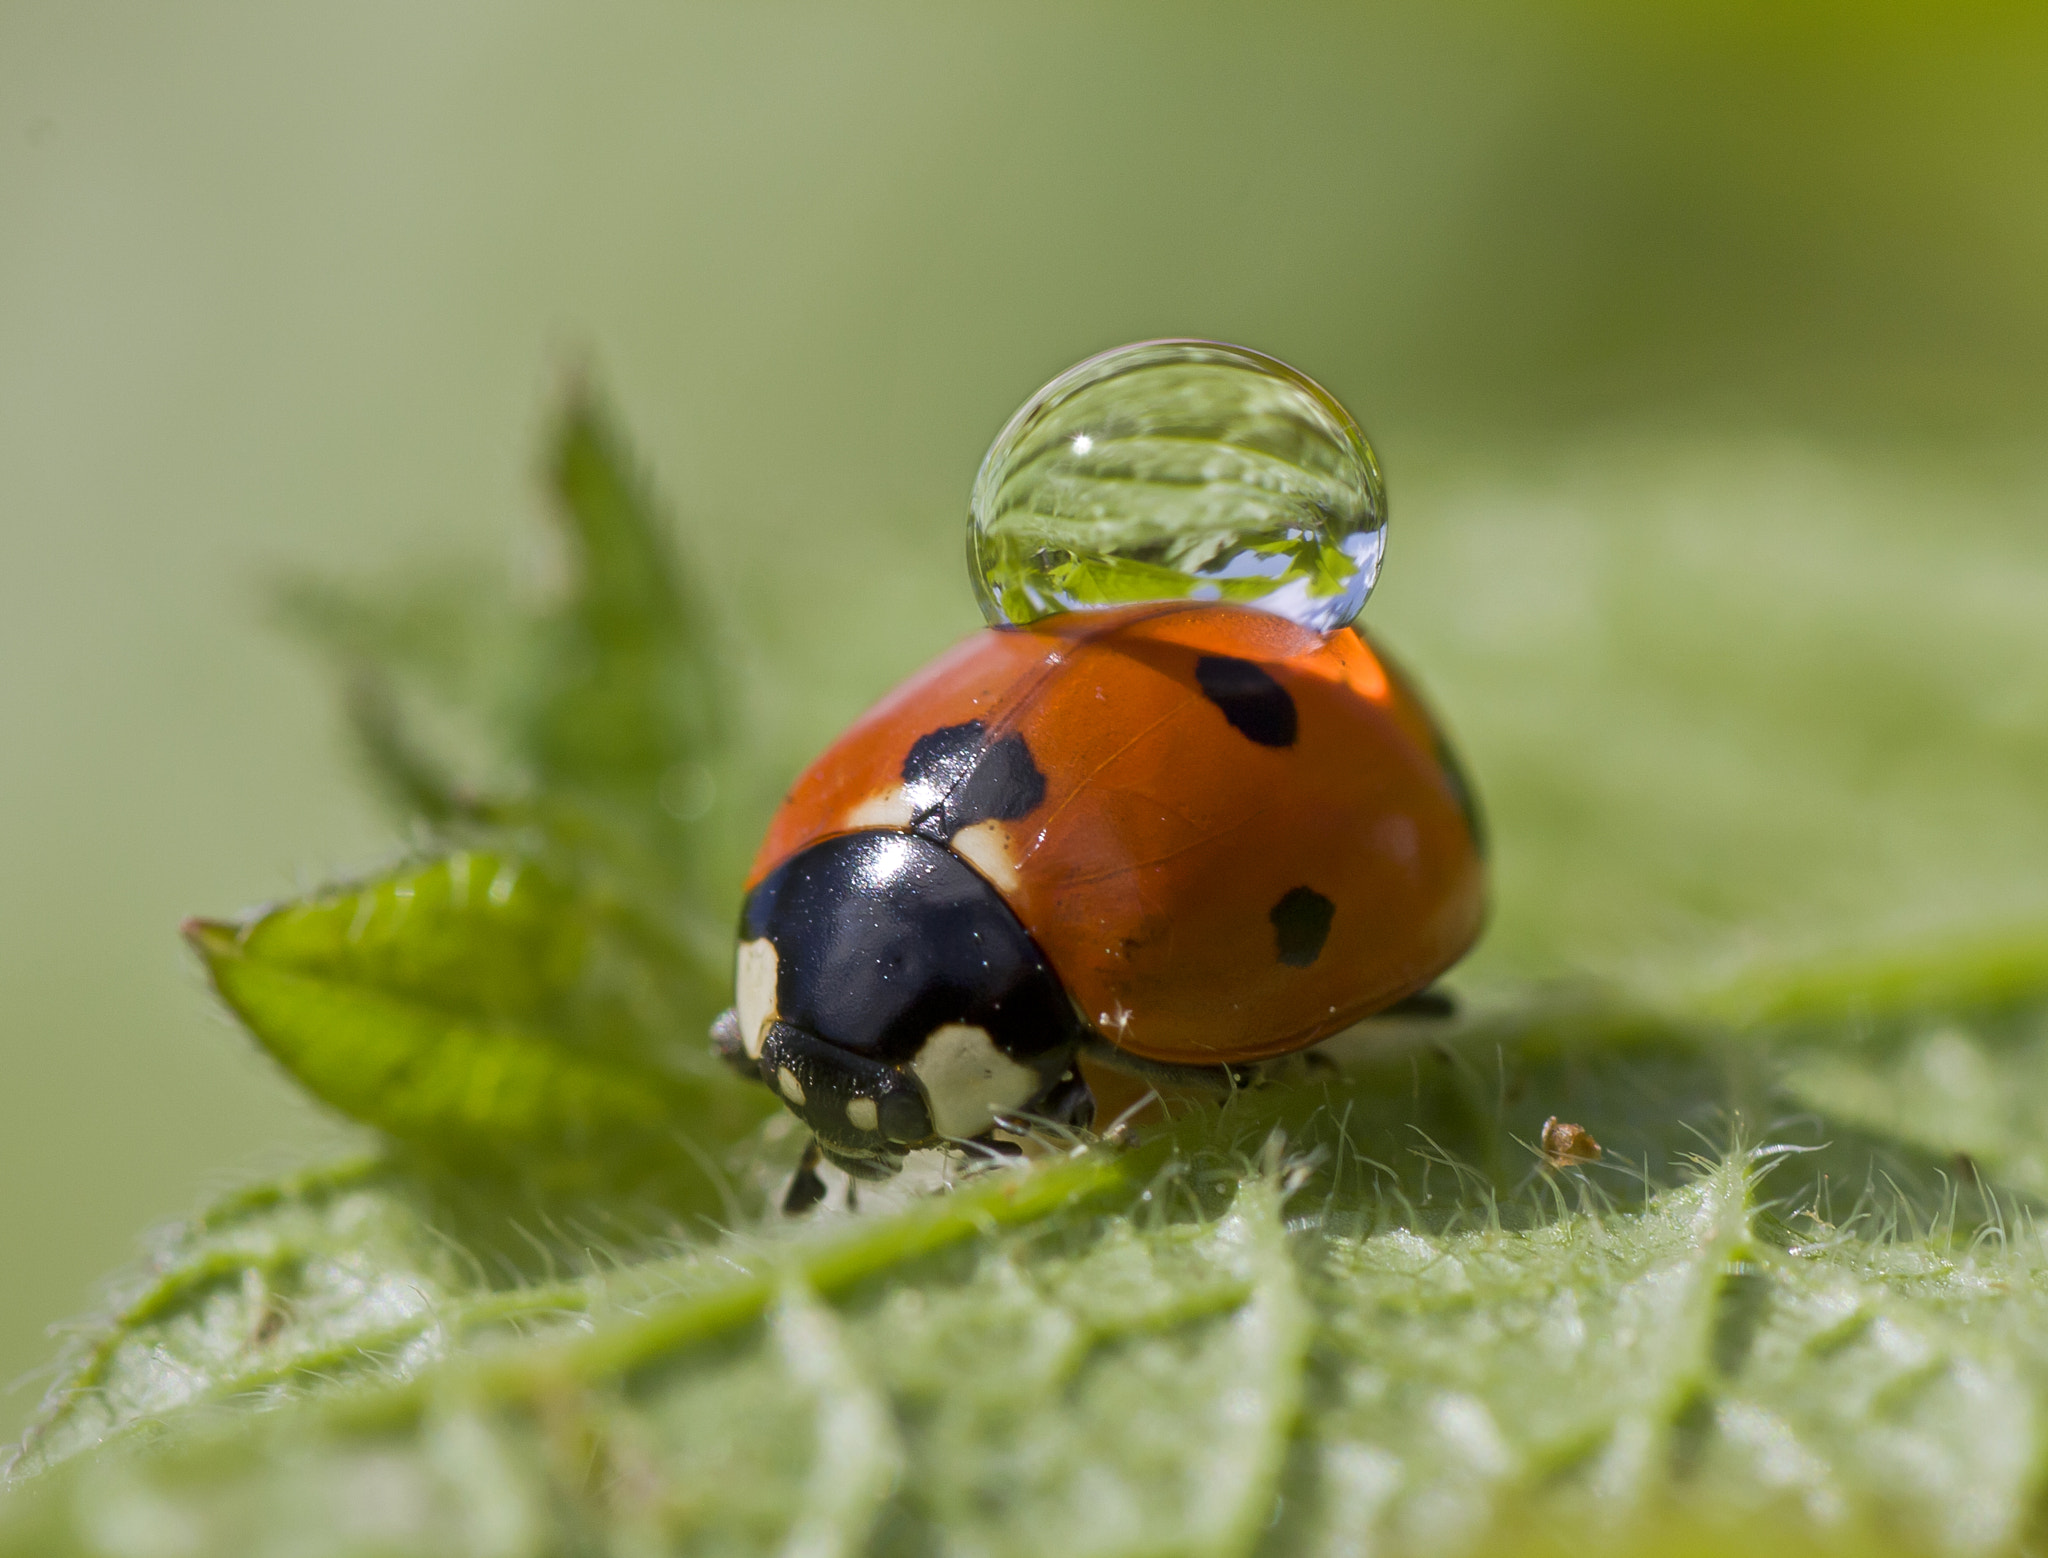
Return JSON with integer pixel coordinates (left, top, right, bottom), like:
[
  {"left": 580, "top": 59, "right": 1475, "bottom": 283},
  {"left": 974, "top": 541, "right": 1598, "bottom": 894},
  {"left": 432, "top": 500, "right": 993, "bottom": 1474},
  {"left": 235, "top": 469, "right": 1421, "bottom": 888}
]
[{"left": 969, "top": 340, "right": 1386, "bottom": 631}]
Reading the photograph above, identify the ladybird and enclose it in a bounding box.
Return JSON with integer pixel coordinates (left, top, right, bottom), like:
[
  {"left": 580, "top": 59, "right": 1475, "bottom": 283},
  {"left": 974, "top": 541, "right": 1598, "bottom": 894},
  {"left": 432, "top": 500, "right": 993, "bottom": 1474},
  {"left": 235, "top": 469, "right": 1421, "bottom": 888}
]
[{"left": 712, "top": 598, "right": 1486, "bottom": 1192}]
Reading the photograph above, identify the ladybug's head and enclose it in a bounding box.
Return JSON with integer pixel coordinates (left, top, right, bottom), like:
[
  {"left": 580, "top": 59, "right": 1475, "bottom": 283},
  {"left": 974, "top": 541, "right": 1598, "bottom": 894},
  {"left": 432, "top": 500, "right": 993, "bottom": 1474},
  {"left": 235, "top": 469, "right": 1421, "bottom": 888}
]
[{"left": 726, "top": 830, "right": 1087, "bottom": 1178}]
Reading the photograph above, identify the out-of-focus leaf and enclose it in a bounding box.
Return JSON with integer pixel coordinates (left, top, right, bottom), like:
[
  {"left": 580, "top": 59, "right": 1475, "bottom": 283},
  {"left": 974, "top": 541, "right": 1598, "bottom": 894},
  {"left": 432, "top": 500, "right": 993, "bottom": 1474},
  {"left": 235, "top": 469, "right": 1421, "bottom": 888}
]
[
  {"left": 329, "top": 672, "right": 483, "bottom": 826},
  {"left": 527, "top": 389, "right": 724, "bottom": 800},
  {"left": 516, "top": 390, "right": 746, "bottom": 966},
  {"left": 185, "top": 850, "right": 769, "bottom": 1177},
  {"left": 1697, "top": 925, "right": 2048, "bottom": 1030},
  {"left": 276, "top": 389, "right": 747, "bottom": 971},
  {"left": 275, "top": 565, "right": 531, "bottom": 727},
  {"left": 1781, "top": 1000, "right": 2048, "bottom": 1201},
  {"left": 276, "top": 566, "right": 535, "bottom": 820},
  {"left": 1675, "top": 926, "right": 2048, "bottom": 1201}
]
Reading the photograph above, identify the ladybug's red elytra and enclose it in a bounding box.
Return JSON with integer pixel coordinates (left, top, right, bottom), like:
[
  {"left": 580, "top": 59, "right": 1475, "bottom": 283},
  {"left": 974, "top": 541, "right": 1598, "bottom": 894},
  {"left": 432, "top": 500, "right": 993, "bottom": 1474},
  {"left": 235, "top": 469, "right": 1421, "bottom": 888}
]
[{"left": 712, "top": 599, "right": 1487, "bottom": 1195}]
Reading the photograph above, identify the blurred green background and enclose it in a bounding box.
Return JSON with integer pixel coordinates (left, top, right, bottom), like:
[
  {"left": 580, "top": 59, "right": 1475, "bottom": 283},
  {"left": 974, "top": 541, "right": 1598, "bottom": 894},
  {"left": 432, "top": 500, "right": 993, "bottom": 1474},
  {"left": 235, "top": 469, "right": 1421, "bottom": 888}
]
[{"left": 3, "top": 1, "right": 2047, "bottom": 1442}]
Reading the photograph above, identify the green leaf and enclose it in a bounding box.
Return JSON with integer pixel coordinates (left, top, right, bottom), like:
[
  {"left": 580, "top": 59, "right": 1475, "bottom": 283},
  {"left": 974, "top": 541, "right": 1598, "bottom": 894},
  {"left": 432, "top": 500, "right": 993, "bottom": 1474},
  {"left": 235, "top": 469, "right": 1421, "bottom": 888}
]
[
  {"left": 1781, "top": 997, "right": 2048, "bottom": 1201},
  {"left": 28, "top": 383, "right": 2048, "bottom": 1554},
  {"left": 275, "top": 565, "right": 535, "bottom": 822},
  {"left": 15, "top": 952, "right": 2048, "bottom": 1555},
  {"left": 7, "top": 1151, "right": 1135, "bottom": 1483},
  {"left": 527, "top": 387, "right": 725, "bottom": 799},
  {"left": 517, "top": 390, "right": 745, "bottom": 967},
  {"left": 185, "top": 850, "right": 769, "bottom": 1179},
  {"left": 276, "top": 387, "right": 746, "bottom": 976},
  {"left": 9, "top": 1160, "right": 576, "bottom": 1479}
]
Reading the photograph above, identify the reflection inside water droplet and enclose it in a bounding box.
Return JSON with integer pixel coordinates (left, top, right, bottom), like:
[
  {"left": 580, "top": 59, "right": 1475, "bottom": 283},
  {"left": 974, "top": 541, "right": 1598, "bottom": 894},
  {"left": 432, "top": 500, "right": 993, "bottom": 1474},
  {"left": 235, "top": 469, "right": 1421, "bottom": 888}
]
[{"left": 969, "top": 340, "right": 1386, "bottom": 632}]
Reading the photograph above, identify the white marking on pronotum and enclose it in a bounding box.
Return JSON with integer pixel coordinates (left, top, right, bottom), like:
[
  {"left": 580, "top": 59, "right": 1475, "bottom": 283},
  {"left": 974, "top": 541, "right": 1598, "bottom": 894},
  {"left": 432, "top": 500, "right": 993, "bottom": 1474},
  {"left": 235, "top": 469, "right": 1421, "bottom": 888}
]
[
  {"left": 950, "top": 819, "right": 1020, "bottom": 893},
  {"left": 910, "top": 1024, "right": 1040, "bottom": 1139},
  {"left": 845, "top": 1097, "right": 879, "bottom": 1133},
  {"left": 845, "top": 791, "right": 916, "bottom": 830},
  {"left": 777, "top": 1066, "right": 806, "bottom": 1106},
  {"left": 735, "top": 938, "right": 780, "bottom": 1059}
]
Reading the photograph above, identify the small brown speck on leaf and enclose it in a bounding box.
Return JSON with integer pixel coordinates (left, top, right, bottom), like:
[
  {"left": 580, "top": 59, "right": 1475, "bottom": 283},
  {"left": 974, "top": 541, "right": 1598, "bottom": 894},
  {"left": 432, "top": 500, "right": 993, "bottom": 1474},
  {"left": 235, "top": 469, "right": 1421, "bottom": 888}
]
[{"left": 1541, "top": 1116, "right": 1602, "bottom": 1167}]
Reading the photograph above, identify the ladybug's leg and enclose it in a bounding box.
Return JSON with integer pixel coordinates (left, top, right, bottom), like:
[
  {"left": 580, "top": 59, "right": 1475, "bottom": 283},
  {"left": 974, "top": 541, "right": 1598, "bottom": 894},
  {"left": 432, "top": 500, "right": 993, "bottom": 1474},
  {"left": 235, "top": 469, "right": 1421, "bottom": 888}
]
[
  {"left": 1076, "top": 1034, "right": 1263, "bottom": 1094},
  {"left": 782, "top": 1136, "right": 830, "bottom": 1216},
  {"left": 975, "top": 1064, "right": 1097, "bottom": 1156},
  {"left": 1286, "top": 990, "right": 1457, "bottom": 1078},
  {"left": 1368, "top": 986, "right": 1458, "bottom": 1020},
  {"left": 959, "top": 1132, "right": 1027, "bottom": 1162},
  {"left": 1033, "top": 1064, "right": 1098, "bottom": 1131},
  {"left": 713, "top": 1010, "right": 829, "bottom": 1216}
]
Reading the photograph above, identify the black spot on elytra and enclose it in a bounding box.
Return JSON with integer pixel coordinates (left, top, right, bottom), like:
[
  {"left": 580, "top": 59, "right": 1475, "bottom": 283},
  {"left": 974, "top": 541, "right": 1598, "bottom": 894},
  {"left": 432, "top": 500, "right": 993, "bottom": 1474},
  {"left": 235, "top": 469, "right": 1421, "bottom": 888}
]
[
  {"left": 901, "top": 722, "right": 982, "bottom": 797},
  {"left": 1195, "top": 656, "right": 1296, "bottom": 747},
  {"left": 901, "top": 719, "right": 1046, "bottom": 841},
  {"left": 1270, "top": 886, "right": 1335, "bottom": 967}
]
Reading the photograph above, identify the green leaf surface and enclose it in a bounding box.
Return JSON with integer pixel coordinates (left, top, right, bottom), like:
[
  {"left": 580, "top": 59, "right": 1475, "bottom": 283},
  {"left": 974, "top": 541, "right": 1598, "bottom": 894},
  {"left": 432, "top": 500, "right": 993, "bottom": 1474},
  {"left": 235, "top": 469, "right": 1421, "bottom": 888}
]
[
  {"left": 15, "top": 958, "right": 2048, "bottom": 1555},
  {"left": 17, "top": 390, "right": 2048, "bottom": 1555},
  {"left": 185, "top": 850, "right": 769, "bottom": 1178},
  {"left": 10, "top": 1160, "right": 581, "bottom": 1480},
  {"left": 1781, "top": 999, "right": 2048, "bottom": 1201}
]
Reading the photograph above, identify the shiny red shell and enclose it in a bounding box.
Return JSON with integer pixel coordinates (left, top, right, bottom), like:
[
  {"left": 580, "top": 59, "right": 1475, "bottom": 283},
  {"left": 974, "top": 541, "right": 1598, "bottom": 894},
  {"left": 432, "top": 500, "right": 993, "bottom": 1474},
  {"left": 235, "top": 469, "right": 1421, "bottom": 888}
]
[{"left": 749, "top": 602, "right": 1486, "bottom": 1067}]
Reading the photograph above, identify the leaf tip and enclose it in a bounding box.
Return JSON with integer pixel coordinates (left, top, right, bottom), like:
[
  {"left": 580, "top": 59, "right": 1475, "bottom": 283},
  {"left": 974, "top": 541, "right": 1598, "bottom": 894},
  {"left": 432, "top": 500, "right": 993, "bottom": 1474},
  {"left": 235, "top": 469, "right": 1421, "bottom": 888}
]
[
  {"left": 547, "top": 373, "right": 613, "bottom": 494},
  {"left": 181, "top": 916, "right": 243, "bottom": 965}
]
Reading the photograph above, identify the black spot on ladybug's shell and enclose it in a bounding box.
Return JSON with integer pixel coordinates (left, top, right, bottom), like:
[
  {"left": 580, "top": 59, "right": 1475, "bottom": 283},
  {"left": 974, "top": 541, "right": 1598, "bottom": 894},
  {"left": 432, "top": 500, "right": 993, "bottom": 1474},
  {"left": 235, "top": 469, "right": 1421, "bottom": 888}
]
[
  {"left": 902, "top": 721, "right": 982, "bottom": 793},
  {"left": 1270, "top": 886, "right": 1335, "bottom": 967},
  {"left": 1195, "top": 656, "right": 1297, "bottom": 747},
  {"left": 901, "top": 719, "right": 1046, "bottom": 840}
]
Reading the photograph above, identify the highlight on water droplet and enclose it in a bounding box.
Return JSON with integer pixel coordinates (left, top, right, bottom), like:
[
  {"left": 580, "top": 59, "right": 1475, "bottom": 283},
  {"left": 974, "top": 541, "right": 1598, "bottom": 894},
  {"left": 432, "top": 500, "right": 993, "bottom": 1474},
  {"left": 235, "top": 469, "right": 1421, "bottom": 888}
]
[{"left": 968, "top": 340, "right": 1386, "bottom": 632}]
